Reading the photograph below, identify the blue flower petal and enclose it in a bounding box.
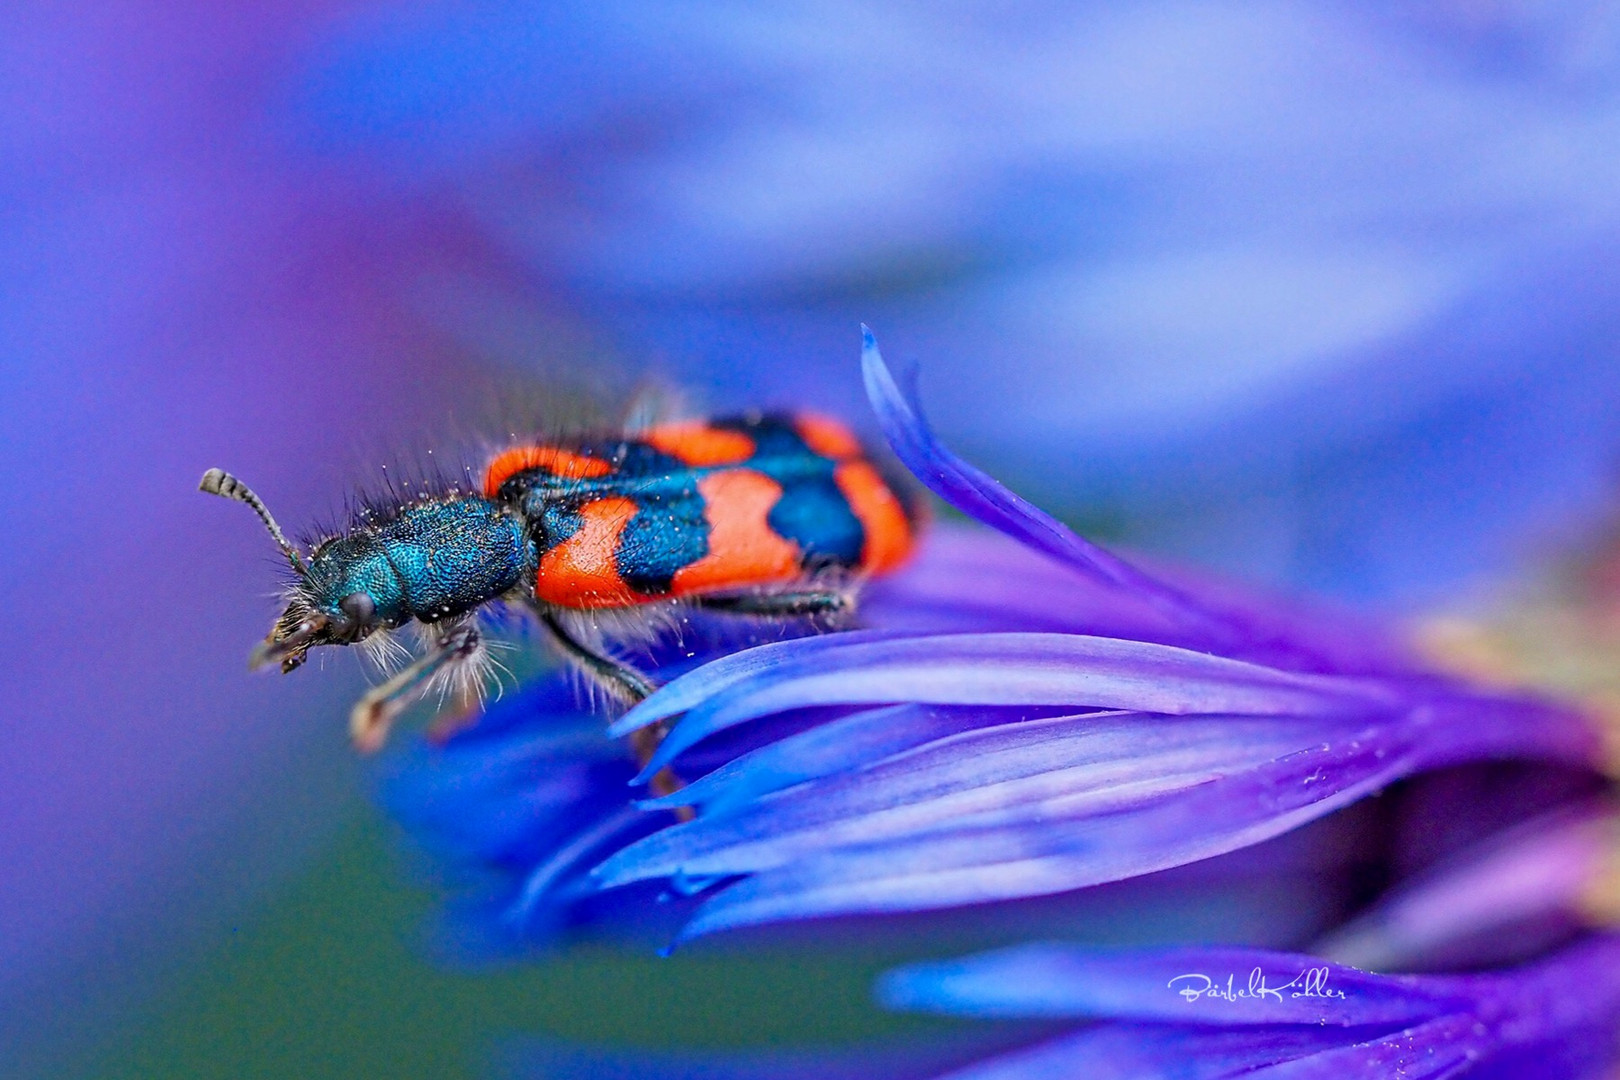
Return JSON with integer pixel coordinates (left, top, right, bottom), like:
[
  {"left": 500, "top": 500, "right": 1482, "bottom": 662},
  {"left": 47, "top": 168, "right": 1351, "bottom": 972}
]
[
  {"left": 862, "top": 327, "right": 1218, "bottom": 637},
  {"left": 636, "top": 703, "right": 969, "bottom": 814},
  {"left": 880, "top": 935, "right": 1620, "bottom": 1080},
  {"left": 635, "top": 631, "right": 1399, "bottom": 781},
  {"left": 608, "top": 629, "right": 906, "bottom": 738},
  {"left": 878, "top": 944, "right": 1467, "bottom": 1025},
  {"left": 663, "top": 732, "right": 1422, "bottom": 938},
  {"left": 593, "top": 649, "right": 1596, "bottom": 936},
  {"left": 604, "top": 712, "right": 1356, "bottom": 885}
]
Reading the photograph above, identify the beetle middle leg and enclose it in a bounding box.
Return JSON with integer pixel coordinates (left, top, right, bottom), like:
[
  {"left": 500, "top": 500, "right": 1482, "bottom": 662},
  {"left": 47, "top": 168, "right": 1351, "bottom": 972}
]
[
  {"left": 535, "top": 610, "right": 691, "bottom": 811},
  {"left": 537, "top": 610, "right": 659, "bottom": 705}
]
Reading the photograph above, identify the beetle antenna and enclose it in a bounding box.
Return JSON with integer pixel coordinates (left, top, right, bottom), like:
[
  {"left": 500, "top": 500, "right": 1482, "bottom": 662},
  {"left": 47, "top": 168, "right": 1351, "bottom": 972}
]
[{"left": 199, "top": 468, "right": 309, "bottom": 576}]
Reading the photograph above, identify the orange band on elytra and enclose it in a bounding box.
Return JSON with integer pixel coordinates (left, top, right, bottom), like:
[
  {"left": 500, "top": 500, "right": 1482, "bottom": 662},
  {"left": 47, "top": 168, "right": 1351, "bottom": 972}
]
[
  {"left": 795, "top": 413, "right": 863, "bottom": 459},
  {"left": 671, "top": 469, "right": 802, "bottom": 595},
  {"left": 641, "top": 422, "right": 756, "bottom": 466},
  {"left": 484, "top": 446, "right": 613, "bottom": 497},
  {"left": 534, "top": 496, "right": 646, "bottom": 607},
  {"left": 835, "top": 461, "right": 915, "bottom": 573}
]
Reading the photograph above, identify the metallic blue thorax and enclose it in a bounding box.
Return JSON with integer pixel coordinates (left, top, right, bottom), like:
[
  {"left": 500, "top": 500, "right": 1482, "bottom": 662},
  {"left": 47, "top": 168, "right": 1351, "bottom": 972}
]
[{"left": 303, "top": 499, "right": 530, "bottom": 625}]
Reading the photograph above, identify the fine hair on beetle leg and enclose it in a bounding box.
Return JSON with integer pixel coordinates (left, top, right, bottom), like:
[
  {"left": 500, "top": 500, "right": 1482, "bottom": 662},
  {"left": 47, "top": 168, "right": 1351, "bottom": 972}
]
[
  {"left": 542, "top": 609, "right": 659, "bottom": 712},
  {"left": 351, "top": 621, "right": 482, "bottom": 753},
  {"left": 419, "top": 629, "right": 517, "bottom": 746},
  {"left": 358, "top": 626, "right": 414, "bottom": 675},
  {"left": 414, "top": 616, "right": 499, "bottom": 713}
]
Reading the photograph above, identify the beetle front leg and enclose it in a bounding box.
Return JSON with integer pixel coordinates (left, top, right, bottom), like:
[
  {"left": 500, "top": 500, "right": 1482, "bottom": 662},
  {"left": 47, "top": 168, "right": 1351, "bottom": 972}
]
[{"left": 350, "top": 622, "right": 482, "bottom": 754}]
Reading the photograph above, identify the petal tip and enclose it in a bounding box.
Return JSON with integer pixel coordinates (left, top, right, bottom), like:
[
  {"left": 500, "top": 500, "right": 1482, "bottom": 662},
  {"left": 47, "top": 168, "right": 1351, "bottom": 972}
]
[{"left": 606, "top": 709, "right": 656, "bottom": 738}]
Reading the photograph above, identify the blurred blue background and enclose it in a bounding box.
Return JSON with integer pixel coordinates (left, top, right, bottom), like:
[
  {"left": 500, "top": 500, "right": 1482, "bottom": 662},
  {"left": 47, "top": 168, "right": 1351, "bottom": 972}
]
[{"left": 5, "top": 2, "right": 1619, "bottom": 1077}]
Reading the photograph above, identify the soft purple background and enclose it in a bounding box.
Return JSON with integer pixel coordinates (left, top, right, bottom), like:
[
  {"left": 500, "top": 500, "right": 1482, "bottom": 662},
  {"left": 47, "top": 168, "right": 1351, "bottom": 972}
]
[
  {"left": 1, "top": 0, "right": 518, "bottom": 1057},
  {"left": 5, "top": 0, "right": 1620, "bottom": 1070}
]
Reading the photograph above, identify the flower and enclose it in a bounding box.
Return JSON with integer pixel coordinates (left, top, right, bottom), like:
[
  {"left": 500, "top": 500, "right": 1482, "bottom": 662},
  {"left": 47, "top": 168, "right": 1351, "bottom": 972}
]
[
  {"left": 385, "top": 331, "right": 1604, "bottom": 949},
  {"left": 26, "top": 4, "right": 1620, "bottom": 1074},
  {"left": 587, "top": 333, "right": 1601, "bottom": 940}
]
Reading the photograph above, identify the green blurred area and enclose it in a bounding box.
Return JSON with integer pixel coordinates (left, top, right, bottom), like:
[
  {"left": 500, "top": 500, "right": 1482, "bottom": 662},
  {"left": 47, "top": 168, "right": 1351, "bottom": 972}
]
[{"left": 80, "top": 808, "right": 932, "bottom": 1080}]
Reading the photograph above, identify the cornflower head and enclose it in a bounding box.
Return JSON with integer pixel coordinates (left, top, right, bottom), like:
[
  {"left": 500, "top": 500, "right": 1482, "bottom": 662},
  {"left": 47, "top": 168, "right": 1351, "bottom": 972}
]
[{"left": 383, "top": 330, "right": 1605, "bottom": 951}]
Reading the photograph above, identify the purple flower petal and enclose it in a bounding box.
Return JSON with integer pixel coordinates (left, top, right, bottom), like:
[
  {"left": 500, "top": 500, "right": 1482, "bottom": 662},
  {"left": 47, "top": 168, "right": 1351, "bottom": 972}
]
[
  {"left": 604, "top": 712, "right": 1358, "bottom": 885},
  {"left": 1248, "top": 1015, "right": 1494, "bottom": 1080},
  {"left": 657, "top": 731, "right": 1425, "bottom": 937},
  {"left": 591, "top": 649, "right": 1597, "bottom": 937},
  {"left": 865, "top": 527, "right": 1415, "bottom": 677},
  {"left": 585, "top": 626, "right": 1598, "bottom": 936},
  {"left": 607, "top": 630, "right": 906, "bottom": 737},
  {"left": 628, "top": 632, "right": 1400, "bottom": 780},
  {"left": 885, "top": 935, "right": 1620, "bottom": 1080},
  {"left": 499, "top": 937, "right": 1620, "bottom": 1079},
  {"left": 636, "top": 703, "right": 977, "bottom": 814},
  {"left": 862, "top": 327, "right": 1220, "bottom": 634},
  {"left": 879, "top": 944, "right": 1466, "bottom": 1025}
]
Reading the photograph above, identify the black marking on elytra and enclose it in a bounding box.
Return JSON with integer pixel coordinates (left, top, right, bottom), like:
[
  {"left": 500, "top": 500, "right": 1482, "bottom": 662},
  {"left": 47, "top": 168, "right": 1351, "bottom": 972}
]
[
  {"left": 711, "top": 413, "right": 815, "bottom": 460},
  {"left": 579, "top": 439, "right": 689, "bottom": 478},
  {"left": 616, "top": 485, "right": 709, "bottom": 595},
  {"left": 768, "top": 471, "right": 864, "bottom": 567}
]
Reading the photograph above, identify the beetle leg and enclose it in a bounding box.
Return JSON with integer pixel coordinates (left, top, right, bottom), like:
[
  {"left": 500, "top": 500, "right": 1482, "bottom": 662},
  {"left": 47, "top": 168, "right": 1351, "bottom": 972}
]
[
  {"left": 538, "top": 610, "right": 659, "bottom": 705},
  {"left": 422, "top": 682, "right": 485, "bottom": 746},
  {"left": 690, "top": 588, "right": 855, "bottom": 620},
  {"left": 350, "top": 622, "right": 482, "bottom": 754},
  {"left": 536, "top": 610, "right": 690, "bottom": 810}
]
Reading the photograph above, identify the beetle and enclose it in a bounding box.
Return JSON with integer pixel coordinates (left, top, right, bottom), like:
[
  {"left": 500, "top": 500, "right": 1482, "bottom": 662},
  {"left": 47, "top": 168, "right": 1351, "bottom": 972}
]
[{"left": 201, "top": 411, "right": 920, "bottom": 781}]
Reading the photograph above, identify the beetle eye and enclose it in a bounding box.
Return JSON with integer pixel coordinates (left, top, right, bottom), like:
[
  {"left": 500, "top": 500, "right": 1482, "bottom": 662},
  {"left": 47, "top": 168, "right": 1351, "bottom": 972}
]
[{"left": 339, "top": 591, "right": 375, "bottom": 625}]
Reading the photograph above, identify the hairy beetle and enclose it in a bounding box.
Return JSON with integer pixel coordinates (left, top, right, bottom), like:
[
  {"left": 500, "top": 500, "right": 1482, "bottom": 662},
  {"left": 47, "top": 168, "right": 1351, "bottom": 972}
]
[{"left": 202, "top": 411, "right": 920, "bottom": 787}]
